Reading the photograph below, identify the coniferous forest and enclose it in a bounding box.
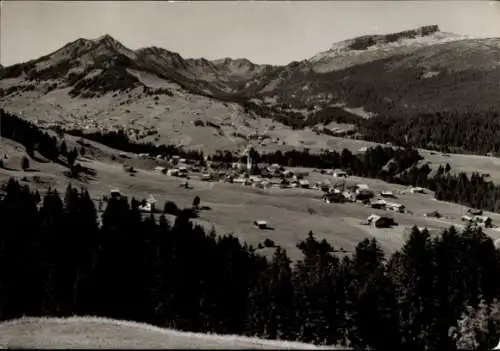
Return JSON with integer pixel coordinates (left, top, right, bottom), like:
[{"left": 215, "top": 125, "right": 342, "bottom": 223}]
[{"left": 2, "top": 178, "right": 500, "bottom": 349}]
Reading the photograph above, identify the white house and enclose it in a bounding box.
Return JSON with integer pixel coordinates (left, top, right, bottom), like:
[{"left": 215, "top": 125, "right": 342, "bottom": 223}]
[
  {"left": 154, "top": 166, "right": 166, "bottom": 174},
  {"left": 299, "top": 179, "right": 310, "bottom": 188},
  {"left": 387, "top": 202, "right": 405, "bottom": 213},
  {"left": 201, "top": 173, "right": 211, "bottom": 181},
  {"left": 110, "top": 189, "right": 121, "bottom": 198},
  {"left": 254, "top": 220, "right": 269, "bottom": 230},
  {"left": 410, "top": 187, "right": 426, "bottom": 194},
  {"left": 333, "top": 170, "right": 347, "bottom": 178},
  {"left": 380, "top": 190, "right": 395, "bottom": 198},
  {"left": 356, "top": 184, "right": 370, "bottom": 191},
  {"left": 167, "top": 169, "right": 179, "bottom": 177}
]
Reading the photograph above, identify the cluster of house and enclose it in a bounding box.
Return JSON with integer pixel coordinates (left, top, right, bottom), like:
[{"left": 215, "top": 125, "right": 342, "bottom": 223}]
[
  {"left": 461, "top": 208, "right": 493, "bottom": 228},
  {"left": 321, "top": 183, "right": 405, "bottom": 209}
]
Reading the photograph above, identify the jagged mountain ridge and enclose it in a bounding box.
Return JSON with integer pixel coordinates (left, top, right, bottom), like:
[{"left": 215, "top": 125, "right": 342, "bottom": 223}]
[{"left": 0, "top": 34, "right": 277, "bottom": 98}]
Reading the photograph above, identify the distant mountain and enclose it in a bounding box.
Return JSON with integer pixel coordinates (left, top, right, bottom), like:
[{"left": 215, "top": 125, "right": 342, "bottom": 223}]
[
  {"left": 244, "top": 25, "right": 500, "bottom": 119},
  {"left": 1, "top": 25, "right": 499, "bottom": 153},
  {"left": 0, "top": 34, "right": 275, "bottom": 98}
]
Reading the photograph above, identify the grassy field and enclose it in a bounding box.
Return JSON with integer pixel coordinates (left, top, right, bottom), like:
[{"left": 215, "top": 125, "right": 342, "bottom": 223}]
[
  {"left": 0, "top": 317, "right": 335, "bottom": 349},
  {"left": 3, "top": 137, "right": 500, "bottom": 261}
]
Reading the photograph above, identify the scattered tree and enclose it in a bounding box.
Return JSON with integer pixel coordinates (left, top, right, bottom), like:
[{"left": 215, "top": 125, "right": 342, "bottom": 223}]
[{"left": 21, "top": 156, "right": 30, "bottom": 171}]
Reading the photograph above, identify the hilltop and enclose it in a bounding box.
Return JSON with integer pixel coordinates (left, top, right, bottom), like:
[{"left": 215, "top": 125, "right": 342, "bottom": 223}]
[{"left": 0, "top": 317, "right": 335, "bottom": 349}]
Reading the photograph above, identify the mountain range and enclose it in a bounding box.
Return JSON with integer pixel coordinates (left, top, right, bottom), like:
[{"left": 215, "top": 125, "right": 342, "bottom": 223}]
[{"left": 1, "top": 25, "right": 499, "bottom": 153}]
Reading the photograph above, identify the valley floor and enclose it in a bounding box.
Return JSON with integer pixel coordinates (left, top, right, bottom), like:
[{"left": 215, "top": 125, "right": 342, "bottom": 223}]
[{"left": 2, "top": 137, "right": 500, "bottom": 260}]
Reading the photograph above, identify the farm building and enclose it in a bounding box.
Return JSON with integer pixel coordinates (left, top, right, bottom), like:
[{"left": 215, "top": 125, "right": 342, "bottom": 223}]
[
  {"left": 254, "top": 220, "right": 269, "bottom": 230},
  {"left": 299, "top": 179, "right": 310, "bottom": 189},
  {"left": 472, "top": 215, "right": 492, "bottom": 228},
  {"left": 322, "top": 192, "right": 345, "bottom": 204},
  {"left": 233, "top": 177, "right": 247, "bottom": 184},
  {"left": 468, "top": 208, "right": 483, "bottom": 216},
  {"left": 410, "top": 187, "right": 426, "bottom": 194},
  {"left": 367, "top": 214, "right": 396, "bottom": 228},
  {"left": 167, "top": 169, "right": 179, "bottom": 177},
  {"left": 343, "top": 190, "right": 356, "bottom": 202},
  {"left": 333, "top": 170, "right": 348, "bottom": 178},
  {"left": 371, "top": 199, "right": 387, "bottom": 209},
  {"left": 201, "top": 173, "right": 212, "bottom": 181},
  {"left": 154, "top": 166, "right": 167, "bottom": 174},
  {"left": 355, "top": 189, "right": 374, "bottom": 201},
  {"left": 387, "top": 202, "right": 405, "bottom": 213},
  {"left": 139, "top": 195, "right": 157, "bottom": 213},
  {"left": 110, "top": 189, "right": 121, "bottom": 199},
  {"left": 380, "top": 190, "right": 396, "bottom": 198}
]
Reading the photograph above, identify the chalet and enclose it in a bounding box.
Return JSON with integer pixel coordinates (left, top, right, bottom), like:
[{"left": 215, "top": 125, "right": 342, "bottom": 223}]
[
  {"left": 333, "top": 170, "right": 347, "bottom": 178},
  {"left": 233, "top": 177, "right": 248, "bottom": 185},
  {"left": 154, "top": 166, "right": 167, "bottom": 174},
  {"left": 356, "top": 184, "right": 370, "bottom": 191},
  {"left": 380, "top": 190, "right": 396, "bottom": 198},
  {"left": 110, "top": 189, "right": 121, "bottom": 199},
  {"left": 358, "top": 146, "right": 368, "bottom": 153},
  {"left": 343, "top": 190, "right": 356, "bottom": 202},
  {"left": 468, "top": 208, "right": 483, "bottom": 216},
  {"left": 371, "top": 199, "right": 387, "bottom": 209},
  {"left": 282, "top": 170, "right": 293, "bottom": 178},
  {"left": 250, "top": 176, "right": 263, "bottom": 183},
  {"left": 387, "top": 202, "right": 405, "bottom": 213},
  {"left": 356, "top": 189, "right": 374, "bottom": 201},
  {"left": 279, "top": 179, "right": 289, "bottom": 188},
  {"left": 299, "top": 179, "right": 310, "bottom": 189},
  {"left": 461, "top": 215, "right": 473, "bottom": 222},
  {"left": 367, "top": 214, "right": 396, "bottom": 228},
  {"left": 322, "top": 192, "right": 345, "bottom": 204},
  {"left": 139, "top": 195, "right": 157, "bottom": 213},
  {"left": 232, "top": 162, "right": 244, "bottom": 170},
  {"left": 410, "top": 187, "right": 426, "bottom": 194},
  {"left": 473, "top": 215, "right": 492, "bottom": 228},
  {"left": 254, "top": 220, "right": 269, "bottom": 230},
  {"left": 167, "top": 169, "right": 179, "bottom": 177},
  {"left": 201, "top": 173, "right": 211, "bottom": 181}
]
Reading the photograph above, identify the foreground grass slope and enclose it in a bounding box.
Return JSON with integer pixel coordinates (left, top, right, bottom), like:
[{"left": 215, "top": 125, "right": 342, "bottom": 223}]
[{"left": 0, "top": 317, "right": 335, "bottom": 349}]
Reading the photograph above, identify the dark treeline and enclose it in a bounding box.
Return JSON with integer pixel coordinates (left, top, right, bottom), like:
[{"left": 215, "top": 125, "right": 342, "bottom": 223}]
[
  {"left": 2, "top": 179, "right": 500, "bottom": 349},
  {"left": 65, "top": 128, "right": 205, "bottom": 162},
  {"left": 0, "top": 109, "right": 60, "bottom": 161},
  {"left": 358, "top": 111, "right": 500, "bottom": 155}
]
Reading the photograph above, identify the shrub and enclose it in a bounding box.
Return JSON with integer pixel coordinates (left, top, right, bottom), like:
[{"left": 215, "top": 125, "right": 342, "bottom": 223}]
[
  {"left": 164, "top": 201, "right": 179, "bottom": 215},
  {"left": 263, "top": 238, "right": 275, "bottom": 248},
  {"left": 21, "top": 156, "right": 30, "bottom": 171}
]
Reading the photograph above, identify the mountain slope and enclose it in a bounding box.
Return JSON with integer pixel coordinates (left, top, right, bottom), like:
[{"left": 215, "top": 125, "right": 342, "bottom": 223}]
[
  {"left": 0, "top": 317, "right": 336, "bottom": 349},
  {"left": 249, "top": 26, "right": 500, "bottom": 122},
  {"left": 1, "top": 26, "right": 499, "bottom": 154}
]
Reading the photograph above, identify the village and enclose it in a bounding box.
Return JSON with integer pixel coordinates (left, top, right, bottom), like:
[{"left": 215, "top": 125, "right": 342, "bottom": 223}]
[{"left": 114, "top": 146, "right": 496, "bottom": 233}]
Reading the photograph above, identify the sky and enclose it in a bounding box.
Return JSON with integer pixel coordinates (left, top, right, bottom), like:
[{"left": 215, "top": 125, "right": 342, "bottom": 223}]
[{"left": 1, "top": 1, "right": 500, "bottom": 66}]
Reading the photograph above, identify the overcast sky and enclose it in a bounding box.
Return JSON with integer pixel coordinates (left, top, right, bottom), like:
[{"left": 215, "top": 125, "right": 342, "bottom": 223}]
[{"left": 1, "top": 1, "right": 500, "bottom": 66}]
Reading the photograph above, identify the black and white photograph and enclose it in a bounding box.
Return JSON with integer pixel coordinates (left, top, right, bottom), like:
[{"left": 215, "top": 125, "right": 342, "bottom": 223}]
[{"left": 1, "top": 0, "right": 500, "bottom": 349}]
